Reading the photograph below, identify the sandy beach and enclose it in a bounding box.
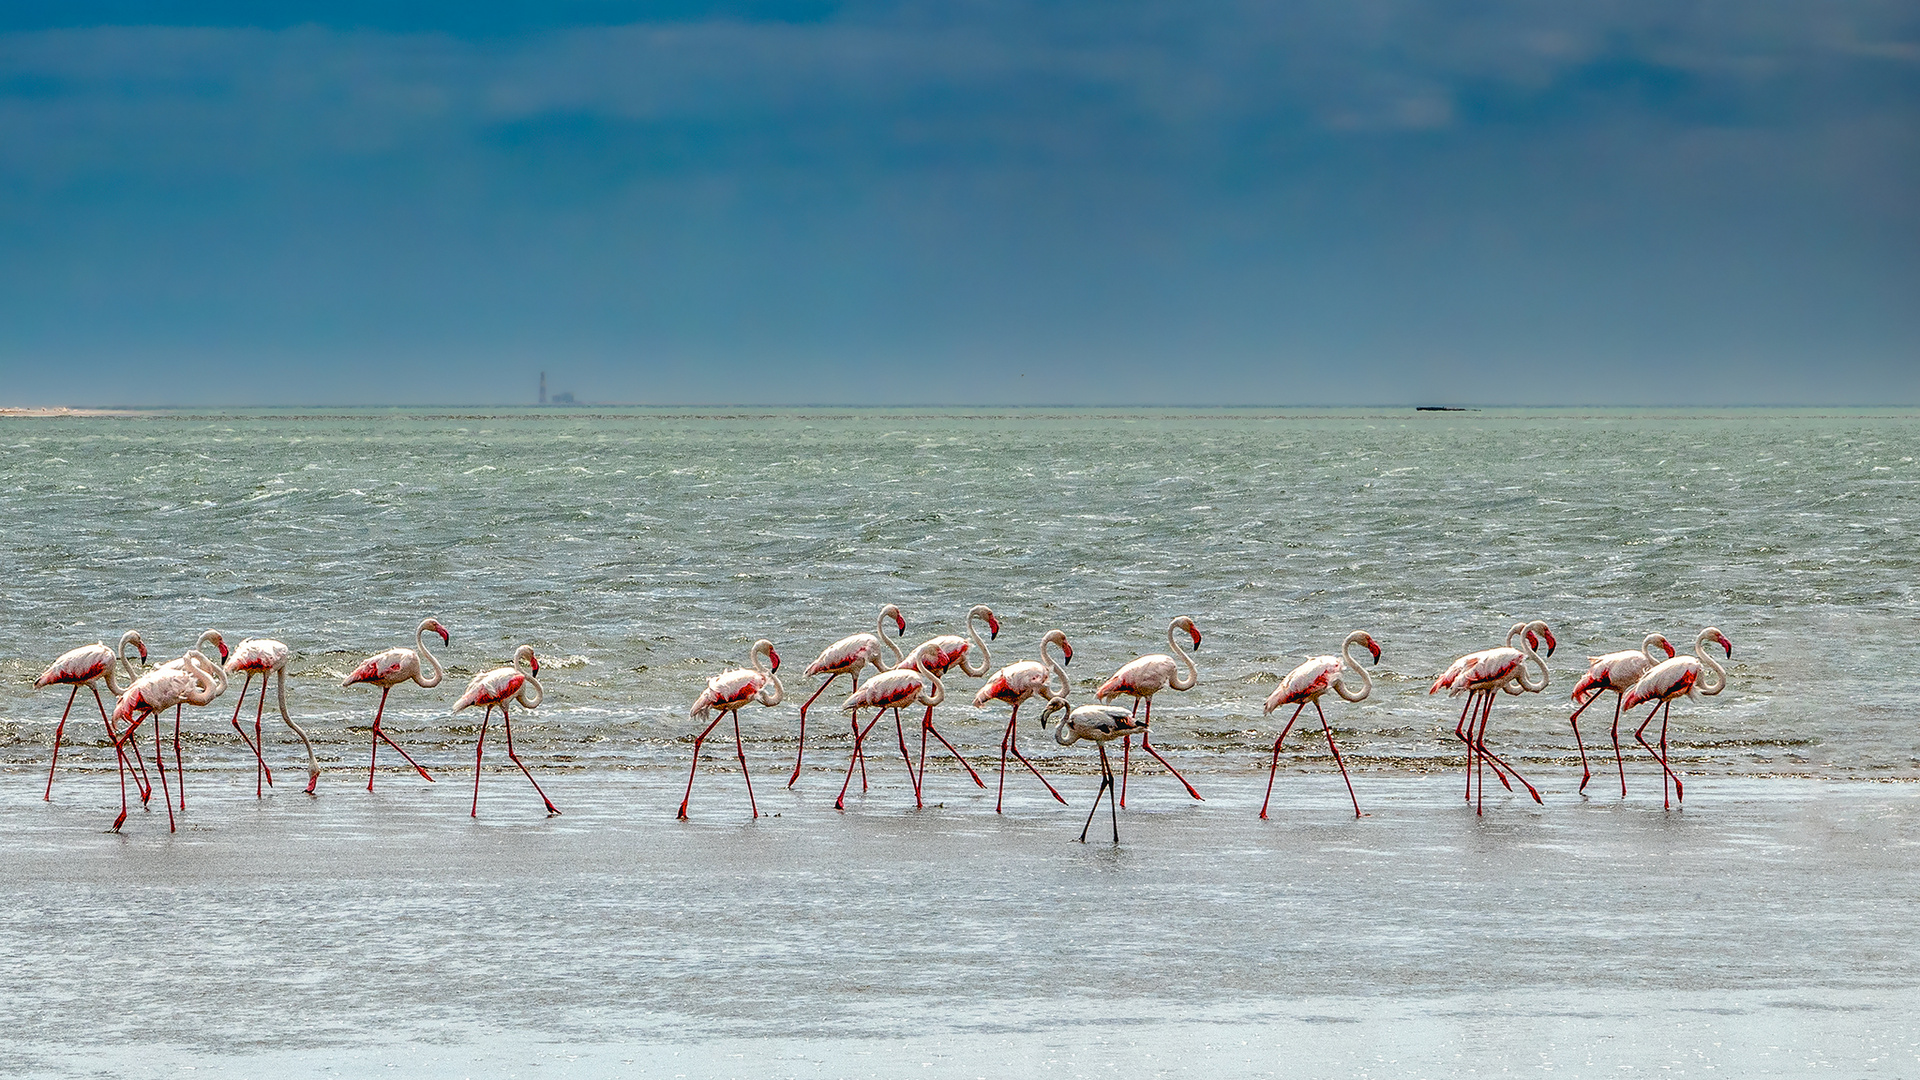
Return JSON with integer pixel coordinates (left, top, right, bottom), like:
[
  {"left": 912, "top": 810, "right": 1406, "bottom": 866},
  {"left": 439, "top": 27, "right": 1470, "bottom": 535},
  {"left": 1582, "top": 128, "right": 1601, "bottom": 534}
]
[{"left": 3, "top": 769, "right": 1915, "bottom": 1077}]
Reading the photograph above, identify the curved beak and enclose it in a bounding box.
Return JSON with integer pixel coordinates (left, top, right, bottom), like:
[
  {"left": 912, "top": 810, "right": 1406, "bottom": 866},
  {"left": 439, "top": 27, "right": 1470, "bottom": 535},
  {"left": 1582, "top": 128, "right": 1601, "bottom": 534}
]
[
  {"left": 770, "top": 648, "right": 782, "bottom": 672},
  {"left": 987, "top": 616, "right": 1000, "bottom": 640},
  {"left": 1062, "top": 643, "right": 1074, "bottom": 665},
  {"left": 1368, "top": 642, "right": 1382, "bottom": 664},
  {"left": 894, "top": 613, "right": 907, "bottom": 633}
]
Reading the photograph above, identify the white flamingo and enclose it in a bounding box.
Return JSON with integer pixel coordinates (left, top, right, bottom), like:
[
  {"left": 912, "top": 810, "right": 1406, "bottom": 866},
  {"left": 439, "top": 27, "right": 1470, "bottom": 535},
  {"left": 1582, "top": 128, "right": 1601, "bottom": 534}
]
[
  {"left": 453, "top": 646, "right": 555, "bottom": 817},
  {"left": 681, "top": 639, "right": 783, "bottom": 820},
  {"left": 1623, "top": 627, "right": 1733, "bottom": 810},
  {"left": 36, "top": 630, "right": 149, "bottom": 804},
  {"left": 835, "top": 656, "right": 944, "bottom": 811},
  {"left": 791, "top": 605, "right": 905, "bottom": 788},
  {"left": 1260, "top": 630, "right": 1379, "bottom": 820},
  {"left": 342, "top": 617, "right": 450, "bottom": 791},
  {"left": 225, "top": 637, "right": 321, "bottom": 797},
  {"left": 151, "top": 630, "right": 228, "bottom": 811},
  {"left": 111, "top": 650, "right": 223, "bottom": 832},
  {"left": 972, "top": 627, "right": 1072, "bottom": 812},
  {"left": 1568, "top": 632, "right": 1675, "bottom": 797},
  {"left": 1039, "top": 698, "right": 1146, "bottom": 843},
  {"left": 1430, "top": 620, "right": 1554, "bottom": 814},
  {"left": 1094, "top": 616, "right": 1203, "bottom": 805},
  {"left": 895, "top": 605, "right": 997, "bottom": 806}
]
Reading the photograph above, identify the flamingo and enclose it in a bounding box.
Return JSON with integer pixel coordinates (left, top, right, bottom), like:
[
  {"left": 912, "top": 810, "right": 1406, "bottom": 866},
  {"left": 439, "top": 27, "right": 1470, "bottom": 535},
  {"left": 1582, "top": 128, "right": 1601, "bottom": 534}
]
[
  {"left": 1260, "top": 630, "right": 1379, "bottom": 820},
  {"left": 835, "top": 655, "right": 944, "bottom": 810},
  {"left": 111, "top": 650, "right": 223, "bottom": 831},
  {"left": 972, "top": 628, "right": 1072, "bottom": 812},
  {"left": 895, "top": 605, "right": 997, "bottom": 807},
  {"left": 1568, "top": 633, "right": 1676, "bottom": 797},
  {"left": 36, "top": 630, "right": 150, "bottom": 804},
  {"left": 151, "top": 629, "right": 229, "bottom": 810},
  {"left": 680, "top": 639, "right": 783, "bottom": 820},
  {"left": 790, "top": 605, "right": 905, "bottom": 789},
  {"left": 1622, "top": 627, "right": 1733, "bottom": 811},
  {"left": 343, "top": 618, "right": 449, "bottom": 791},
  {"left": 1039, "top": 698, "right": 1146, "bottom": 843},
  {"left": 224, "top": 638, "right": 321, "bottom": 797},
  {"left": 1094, "top": 616, "right": 1204, "bottom": 806},
  {"left": 452, "top": 645, "right": 556, "bottom": 817},
  {"left": 1430, "top": 620, "right": 1554, "bottom": 814}
]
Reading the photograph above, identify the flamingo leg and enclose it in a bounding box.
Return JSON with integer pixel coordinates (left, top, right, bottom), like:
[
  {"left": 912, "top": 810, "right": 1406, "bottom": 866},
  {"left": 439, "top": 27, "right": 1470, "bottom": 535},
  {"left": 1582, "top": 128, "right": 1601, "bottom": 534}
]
[
  {"left": 367, "top": 687, "right": 386, "bottom": 791},
  {"left": 1663, "top": 700, "right": 1683, "bottom": 804},
  {"left": 837, "top": 713, "right": 882, "bottom": 810},
  {"left": 1138, "top": 725, "right": 1201, "bottom": 801},
  {"left": 1633, "top": 700, "right": 1685, "bottom": 809},
  {"left": 171, "top": 704, "right": 188, "bottom": 810},
  {"left": 96, "top": 685, "right": 152, "bottom": 803},
  {"left": 1454, "top": 692, "right": 1478, "bottom": 802},
  {"left": 921, "top": 706, "right": 985, "bottom": 799},
  {"left": 893, "top": 708, "right": 922, "bottom": 805},
  {"left": 500, "top": 704, "right": 560, "bottom": 816},
  {"left": 1079, "top": 744, "right": 1112, "bottom": 843},
  {"left": 731, "top": 713, "right": 758, "bottom": 819},
  {"left": 995, "top": 701, "right": 1019, "bottom": 813},
  {"left": 916, "top": 706, "right": 929, "bottom": 803},
  {"left": 254, "top": 674, "right": 276, "bottom": 795},
  {"left": 367, "top": 689, "right": 435, "bottom": 789},
  {"left": 148, "top": 710, "right": 176, "bottom": 832},
  {"left": 1118, "top": 697, "right": 1144, "bottom": 808},
  {"left": 43, "top": 685, "right": 82, "bottom": 801},
  {"left": 1569, "top": 692, "right": 1600, "bottom": 792},
  {"left": 1473, "top": 695, "right": 1541, "bottom": 807},
  {"left": 790, "top": 671, "right": 843, "bottom": 788},
  {"left": 1608, "top": 693, "right": 1628, "bottom": 799},
  {"left": 1468, "top": 692, "right": 1517, "bottom": 796},
  {"left": 854, "top": 708, "right": 870, "bottom": 791},
  {"left": 471, "top": 705, "right": 493, "bottom": 818},
  {"left": 1260, "top": 702, "right": 1309, "bottom": 820},
  {"left": 228, "top": 672, "right": 260, "bottom": 758},
  {"left": 1314, "top": 699, "right": 1363, "bottom": 819},
  {"left": 1001, "top": 706, "right": 1066, "bottom": 808},
  {"left": 677, "top": 713, "right": 727, "bottom": 819}
]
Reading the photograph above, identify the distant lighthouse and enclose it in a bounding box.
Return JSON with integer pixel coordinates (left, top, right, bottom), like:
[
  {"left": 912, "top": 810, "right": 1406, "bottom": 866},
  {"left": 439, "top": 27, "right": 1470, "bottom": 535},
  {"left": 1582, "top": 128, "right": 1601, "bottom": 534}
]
[{"left": 539, "top": 371, "right": 547, "bottom": 405}]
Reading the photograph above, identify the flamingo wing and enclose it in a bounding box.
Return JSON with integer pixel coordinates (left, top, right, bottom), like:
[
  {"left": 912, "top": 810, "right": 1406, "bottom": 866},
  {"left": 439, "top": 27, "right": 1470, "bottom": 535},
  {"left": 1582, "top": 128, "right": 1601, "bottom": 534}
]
[
  {"left": 807, "top": 633, "right": 878, "bottom": 678},
  {"left": 345, "top": 647, "right": 415, "bottom": 687},
  {"left": 1097, "top": 654, "right": 1173, "bottom": 701},
  {"left": 37, "top": 644, "right": 114, "bottom": 688},
  {"left": 1270, "top": 656, "right": 1339, "bottom": 710},
  {"left": 1623, "top": 657, "right": 1699, "bottom": 710}
]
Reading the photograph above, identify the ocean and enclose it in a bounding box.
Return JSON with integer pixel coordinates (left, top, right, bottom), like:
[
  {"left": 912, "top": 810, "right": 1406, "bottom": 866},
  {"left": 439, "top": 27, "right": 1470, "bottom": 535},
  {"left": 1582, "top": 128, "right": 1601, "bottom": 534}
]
[{"left": 1, "top": 407, "right": 1915, "bottom": 1076}]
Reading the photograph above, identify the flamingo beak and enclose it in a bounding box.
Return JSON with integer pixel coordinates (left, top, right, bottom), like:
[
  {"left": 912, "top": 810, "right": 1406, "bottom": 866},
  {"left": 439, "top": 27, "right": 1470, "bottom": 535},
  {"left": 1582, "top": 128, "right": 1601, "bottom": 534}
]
[
  {"left": 1190, "top": 628, "right": 1202, "bottom": 650},
  {"left": 1721, "top": 638, "right": 1733, "bottom": 658},
  {"left": 1542, "top": 629, "right": 1557, "bottom": 656},
  {"left": 1663, "top": 641, "right": 1676, "bottom": 658},
  {"left": 437, "top": 626, "right": 451, "bottom": 644},
  {"left": 770, "top": 648, "right": 782, "bottom": 672},
  {"left": 894, "top": 613, "right": 907, "bottom": 633},
  {"left": 1368, "top": 641, "right": 1382, "bottom": 664},
  {"left": 1063, "top": 644, "right": 1074, "bottom": 665},
  {"left": 531, "top": 656, "right": 541, "bottom": 676},
  {"left": 217, "top": 642, "right": 230, "bottom": 662},
  {"left": 137, "top": 644, "right": 149, "bottom": 662},
  {"left": 987, "top": 616, "right": 1000, "bottom": 640}
]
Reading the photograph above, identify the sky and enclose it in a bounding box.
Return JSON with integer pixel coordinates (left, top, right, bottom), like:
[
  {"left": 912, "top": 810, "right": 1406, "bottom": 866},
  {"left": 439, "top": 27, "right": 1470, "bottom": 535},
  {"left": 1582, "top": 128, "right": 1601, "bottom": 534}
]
[{"left": 0, "top": 1, "right": 1915, "bottom": 406}]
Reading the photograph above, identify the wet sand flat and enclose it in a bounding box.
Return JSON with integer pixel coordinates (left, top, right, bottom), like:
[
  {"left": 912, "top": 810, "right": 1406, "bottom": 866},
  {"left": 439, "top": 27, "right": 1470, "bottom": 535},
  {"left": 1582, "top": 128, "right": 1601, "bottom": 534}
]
[{"left": 2, "top": 771, "right": 1917, "bottom": 1077}]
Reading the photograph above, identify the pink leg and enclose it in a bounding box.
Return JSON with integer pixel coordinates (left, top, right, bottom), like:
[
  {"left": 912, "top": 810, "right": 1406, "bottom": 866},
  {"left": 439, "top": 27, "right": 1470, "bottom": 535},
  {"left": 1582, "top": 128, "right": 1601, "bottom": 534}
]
[
  {"left": 790, "top": 672, "right": 843, "bottom": 787},
  {"left": 732, "top": 713, "right": 758, "bottom": 819},
  {"left": 1454, "top": 692, "right": 1478, "bottom": 802},
  {"left": 149, "top": 710, "right": 176, "bottom": 832},
  {"left": 853, "top": 710, "right": 869, "bottom": 790},
  {"left": 836, "top": 714, "right": 882, "bottom": 810},
  {"left": 501, "top": 705, "right": 560, "bottom": 815},
  {"left": 1473, "top": 695, "right": 1541, "bottom": 805},
  {"left": 1315, "top": 699, "right": 1363, "bottom": 818},
  {"left": 229, "top": 672, "right": 262, "bottom": 769},
  {"left": 1139, "top": 726, "right": 1201, "bottom": 801},
  {"left": 1608, "top": 694, "right": 1628, "bottom": 798},
  {"left": 677, "top": 714, "right": 726, "bottom": 819},
  {"left": 254, "top": 675, "right": 276, "bottom": 794},
  {"left": 44, "top": 685, "right": 81, "bottom": 801},
  {"left": 1118, "top": 696, "right": 1143, "bottom": 808},
  {"left": 1079, "top": 743, "right": 1119, "bottom": 843},
  {"left": 1633, "top": 701, "right": 1685, "bottom": 809},
  {"left": 1569, "top": 692, "right": 1600, "bottom": 792},
  {"left": 471, "top": 705, "right": 493, "bottom": 818},
  {"left": 1260, "top": 702, "right": 1307, "bottom": 819},
  {"left": 921, "top": 707, "right": 985, "bottom": 797},
  {"left": 1469, "top": 692, "right": 1517, "bottom": 795},
  {"left": 172, "top": 704, "right": 189, "bottom": 810},
  {"left": 893, "top": 708, "right": 922, "bottom": 805},
  {"left": 97, "top": 687, "right": 152, "bottom": 803},
  {"left": 995, "top": 702, "right": 1019, "bottom": 813},
  {"left": 368, "top": 690, "right": 435, "bottom": 788},
  {"left": 916, "top": 705, "right": 929, "bottom": 805},
  {"left": 367, "top": 687, "right": 387, "bottom": 791}
]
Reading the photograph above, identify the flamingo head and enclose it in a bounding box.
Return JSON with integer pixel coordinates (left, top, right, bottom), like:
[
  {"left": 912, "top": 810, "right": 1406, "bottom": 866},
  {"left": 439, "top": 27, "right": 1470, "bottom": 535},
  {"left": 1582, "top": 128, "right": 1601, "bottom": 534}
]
[
  {"left": 514, "top": 645, "right": 540, "bottom": 676},
  {"left": 1037, "top": 694, "right": 1068, "bottom": 728},
  {"left": 1353, "top": 631, "right": 1381, "bottom": 664},
  {"left": 128, "top": 632, "right": 149, "bottom": 663},
  {"left": 200, "top": 630, "right": 229, "bottom": 663},
  {"left": 1651, "top": 634, "right": 1676, "bottom": 659},
  {"left": 425, "top": 619, "right": 450, "bottom": 645},
  {"left": 1177, "top": 616, "right": 1201, "bottom": 650},
  {"left": 972, "top": 605, "right": 999, "bottom": 640},
  {"left": 887, "top": 606, "right": 906, "bottom": 634},
  {"left": 1705, "top": 627, "right": 1732, "bottom": 658}
]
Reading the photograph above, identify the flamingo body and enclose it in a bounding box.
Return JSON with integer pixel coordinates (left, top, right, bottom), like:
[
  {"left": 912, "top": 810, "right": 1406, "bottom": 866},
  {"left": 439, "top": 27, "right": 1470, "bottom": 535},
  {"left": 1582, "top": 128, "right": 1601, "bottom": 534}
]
[
  {"left": 1260, "top": 630, "right": 1378, "bottom": 819},
  {"left": 678, "top": 640, "right": 781, "bottom": 819},
  {"left": 37, "top": 644, "right": 122, "bottom": 689},
  {"left": 346, "top": 618, "right": 449, "bottom": 790},
  {"left": 456, "top": 646, "right": 556, "bottom": 817},
  {"left": 1623, "top": 656, "right": 1707, "bottom": 710},
  {"left": 1573, "top": 645, "right": 1672, "bottom": 704}
]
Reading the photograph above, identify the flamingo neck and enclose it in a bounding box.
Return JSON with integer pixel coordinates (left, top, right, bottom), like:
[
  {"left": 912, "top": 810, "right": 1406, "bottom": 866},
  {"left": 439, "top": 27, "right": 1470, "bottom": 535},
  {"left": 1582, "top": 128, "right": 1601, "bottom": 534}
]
[
  {"left": 1641, "top": 633, "right": 1669, "bottom": 663},
  {"left": 515, "top": 648, "right": 545, "bottom": 709},
  {"left": 876, "top": 610, "right": 904, "bottom": 667},
  {"left": 917, "top": 660, "right": 946, "bottom": 708},
  {"left": 1167, "top": 622, "right": 1197, "bottom": 691},
  {"left": 1694, "top": 630, "right": 1728, "bottom": 695},
  {"left": 754, "top": 643, "right": 784, "bottom": 706},
  {"left": 1040, "top": 632, "right": 1069, "bottom": 699},
  {"left": 108, "top": 631, "right": 142, "bottom": 694},
  {"left": 1334, "top": 634, "right": 1373, "bottom": 703},
  {"left": 960, "top": 612, "right": 991, "bottom": 677},
  {"left": 1515, "top": 629, "right": 1548, "bottom": 693},
  {"left": 1053, "top": 717, "right": 1080, "bottom": 746},
  {"left": 273, "top": 666, "right": 320, "bottom": 782},
  {"left": 414, "top": 621, "right": 445, "bottom": 688}
]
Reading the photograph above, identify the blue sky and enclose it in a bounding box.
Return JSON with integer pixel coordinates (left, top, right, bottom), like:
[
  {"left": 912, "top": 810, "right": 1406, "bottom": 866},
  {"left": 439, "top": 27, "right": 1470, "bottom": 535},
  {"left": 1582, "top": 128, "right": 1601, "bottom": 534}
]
[{"left": 1, "top": 1, "right": 1915, "bottom": 405}]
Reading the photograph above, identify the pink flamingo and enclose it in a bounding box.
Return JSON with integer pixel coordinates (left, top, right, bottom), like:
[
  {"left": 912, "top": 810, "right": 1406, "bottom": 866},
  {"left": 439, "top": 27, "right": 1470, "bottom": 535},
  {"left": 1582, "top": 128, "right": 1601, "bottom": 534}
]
[
  {"left": 1622, "top": 627, "right": 1732, "bottom": 810},
  {"left": 453, "top": 645, "right": 556, "bottom": 817},
  {"left": 224, "top": 638, "right": 321, "bottom": 797},
  {"left": 835, "top": 655, "right": 944, "bottom": 810},
  {"left": 36, "top": 630, "right": 150, "bottom": 804},
  {"left": 896, "top": 605, "right": 997, "bottom": 806},
  {"left": 111, "top": 649, "right": 223, "bottom": 831},
  {"left": 972, "top": 628, "right": 1072, "bottom": 812},
  {"left": 343, "top": 618, "right": 449, "bottom": 791},
  {"left": 1260, "top": 630, "right": 1379, "bottom": 820},
  {"left": 151, "top": 630, "right": 229, "bottom": 810},
  {"left": 680, "top": 639, "right": 783, "bottom": 820},
  {"left": 1569, "top": 633, "right": 1675, "bottom": 797},
  {"left": 1039, "top": 698, "right": 1145, "bottom": 843},
  {"left": 790, "top": 605, "right": 905, "bottom": 788},
  {"left": 1430, "top": 620, "right": 1554, "bottom": 814},
  {"left": 1095, "top": 616, "right": 1203, "bottom": 806}
]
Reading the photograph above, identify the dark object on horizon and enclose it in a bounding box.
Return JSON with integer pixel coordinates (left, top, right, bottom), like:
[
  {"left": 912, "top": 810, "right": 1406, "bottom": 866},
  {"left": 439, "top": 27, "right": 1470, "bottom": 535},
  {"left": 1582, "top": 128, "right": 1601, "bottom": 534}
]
[
  {"left": 539, "top": 371, "right": 547, "bottom": 405},
  {"left": 1416, "top": 406, "right": 1469, "bottom": 411},
  {"left": 551, "top": 392, "right": 576, "bottom": 404}
]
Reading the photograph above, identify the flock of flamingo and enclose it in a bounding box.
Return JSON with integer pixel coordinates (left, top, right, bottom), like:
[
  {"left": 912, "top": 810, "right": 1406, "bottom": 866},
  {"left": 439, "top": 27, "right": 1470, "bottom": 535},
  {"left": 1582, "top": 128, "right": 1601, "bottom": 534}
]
[{"left": 27, "top": 607, "right": 1732, "bottom": 840}]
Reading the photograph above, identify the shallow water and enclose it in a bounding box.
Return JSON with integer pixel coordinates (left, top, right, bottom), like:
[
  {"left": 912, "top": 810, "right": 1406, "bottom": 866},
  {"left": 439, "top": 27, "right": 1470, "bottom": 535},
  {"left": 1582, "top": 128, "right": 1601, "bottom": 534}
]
[
  {"left": 2, "top": 773, "right": 1916, "bottom": 1077},
  {"left": 1, "top": 407, "right": 1915, "bottom": 780}
]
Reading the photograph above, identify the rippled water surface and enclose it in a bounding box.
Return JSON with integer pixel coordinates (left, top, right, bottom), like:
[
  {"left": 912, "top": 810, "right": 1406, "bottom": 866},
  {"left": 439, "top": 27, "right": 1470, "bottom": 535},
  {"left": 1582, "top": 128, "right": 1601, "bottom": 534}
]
[{"left": 1, "top": 407, "right": 1914, "bottom": 783}]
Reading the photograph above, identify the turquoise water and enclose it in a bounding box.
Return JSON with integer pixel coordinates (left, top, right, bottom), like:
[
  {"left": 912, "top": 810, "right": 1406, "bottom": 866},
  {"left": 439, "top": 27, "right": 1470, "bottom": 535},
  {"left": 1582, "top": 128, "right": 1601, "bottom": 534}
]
[{"left": 1, "top": 407, "right": 1915, "bottom": 785}]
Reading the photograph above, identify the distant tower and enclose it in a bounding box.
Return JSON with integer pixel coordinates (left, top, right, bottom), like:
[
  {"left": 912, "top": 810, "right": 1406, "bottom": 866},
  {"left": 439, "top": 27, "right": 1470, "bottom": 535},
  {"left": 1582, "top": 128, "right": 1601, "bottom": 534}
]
[{"left": 539, "top": 371, "right": 547, "bottom": 405}]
